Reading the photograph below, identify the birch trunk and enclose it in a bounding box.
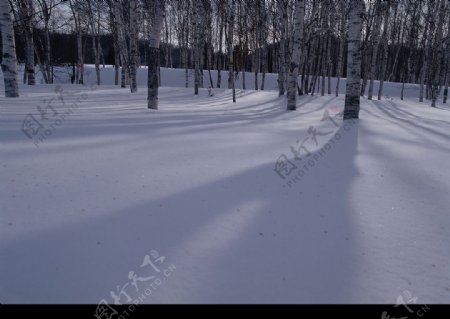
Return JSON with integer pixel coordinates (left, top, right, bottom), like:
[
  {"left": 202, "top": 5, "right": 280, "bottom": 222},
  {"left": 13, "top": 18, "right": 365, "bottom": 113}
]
[
  {"left": 277, "top": 0, "right": 287, "bottom": 96},
  {"left": 95, "top": 3, "right": 101, "bottom": 85},
  {"left": 377, "top": 3, "right": 390, "bottom": 100},
  {"left": 112, "top": 0, "right": 129, "bottom": 88},
  {"left": 45, "top": 26, "right": 52, "bottom": 83},
  {"left": 108, "top": 3, "right": 120, "bottom": 86},
  {"left": 419, "top": 20, "right": 430, "bottom": 102},
  {"left": 444, "top": 73, "right": 449, "bottom": 104},
  {"left": 19, "top": 0, "right": 35, "bottom": 85},
  {"left": 344, "top": 0, "right": 364, "bottom": 120},
  {"left": 287, "top": 0, "right": 305, "bottom": 111},
  {"left": 335, "top": 0, "right": 346, "bottom": 96},
  {"left": 228, "top": 0, "right": 236, "bottom": 103},
  {"left": 0, "top": 0, "right": 19, "bottom": 97},
  {"left": 38, "top": 0, "right": 53, "bottom": 84},
  {"left": 444, "top": 13, "right": 450, "bottom": 104},
  {"left": 147, "top": 0, "right": 165, "bottom": 110},
  {"left": 129, "top": 0, "right": 139, "bottom": 93},
  {"left": 198, "top": 1, "right": 206, "bottom": 89},
  {"left": 367, "top": 1, "right": 383, "bottom": 100},
  {"left": 217, "top": 9, "right": 224, "bottom": 89},
  {"left": 444, "top": 22, "right": 450, "bottom": 104},
  {"left": 183, "top": 19, "right": 189, "bottom": 88},
  {"left": 430, "top": 0, "right": 447, "bottom": 107},
  {"left": 259, "top": 1, "right": 267, "bottom": 91},
  {"left": 86, "top": 0, "right": 100, "bottom": 85},
  {"left": 69, "top": 1, "right": 84, "bottom": 84},
  {"left": 193, "top": 0, "right": 201, "bottom": 95}
]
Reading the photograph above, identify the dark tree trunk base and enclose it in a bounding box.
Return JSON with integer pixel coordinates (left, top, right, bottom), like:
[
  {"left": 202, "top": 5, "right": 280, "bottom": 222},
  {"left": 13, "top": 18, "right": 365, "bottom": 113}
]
[
  {"left": 344, "top": 95, "right": 360, "bottom": 119},
  {"left": 147, "top": 47, "right": 160, "bottom": 110}
]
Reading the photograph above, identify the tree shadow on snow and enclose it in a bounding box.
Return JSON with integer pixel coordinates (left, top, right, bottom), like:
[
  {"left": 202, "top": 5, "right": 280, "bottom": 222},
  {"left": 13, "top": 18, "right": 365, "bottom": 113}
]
[{"left": 0, "top": 122, "right": 361, "bottom": 303}]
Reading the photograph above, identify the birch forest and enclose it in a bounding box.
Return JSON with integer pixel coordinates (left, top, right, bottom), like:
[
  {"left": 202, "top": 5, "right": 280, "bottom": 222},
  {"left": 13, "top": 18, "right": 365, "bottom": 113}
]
[
  {"left": 0, "top": 0, "right": 449, "bottom": 116},
  {"left": 2, "top": 1, "right": 450, "bottom": 308}
]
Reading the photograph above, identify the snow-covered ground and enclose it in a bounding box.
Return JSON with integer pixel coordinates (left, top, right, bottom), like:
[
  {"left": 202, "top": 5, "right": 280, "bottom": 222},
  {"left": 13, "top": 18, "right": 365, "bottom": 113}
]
[{"left": 1, "top": 67, "right": 450, "bottom": 304}]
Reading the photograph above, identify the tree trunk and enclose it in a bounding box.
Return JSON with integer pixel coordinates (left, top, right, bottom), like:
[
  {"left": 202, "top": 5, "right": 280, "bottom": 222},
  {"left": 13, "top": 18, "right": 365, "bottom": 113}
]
[
  {"left": 443, "top": 15, "right": 450, "bottom": 104},
  {"left": 193, "top": 0, "right": 201, "bottom": 95},
  {"left": 77, "top": 32, "right": 83, "bottom": 84},
  {"left": 444, "top": 74, "right": 449, "bottom": 104},
  {"left": 335, "top": 0, "right": 346, "bottom": 96},
  {"left": 228, "top": 0, "right": 236, "bottom": 103},
  {"left": 430, "top": 0, "right": 447, "bottom": 108},
  {"left": 217, "top": 9, "right": 224, "bottom": 89},
  {"left": 344, "top": 0, "right": 364, "bottom": 120},
  {"left": 44, "top": 25, "right": 52, "bottom": 83},
  {"left": 0, "top": 0, "right": 19, "bottom": 97},
  {"left": 377, "top": 3, "right": 390, "bottom": 100},
  {"left": 129, "top": 0, "right": 139, "bottom": 93},
  {"left": 287, "top": 0, "right": 305, "bottom": 111},
  {"left": 368, "top": 1, "right": 384, "bottom": 100},
  {"left": 112, "top": 0, "right": 129, "bottom": 88},
  {"left": 277, "top": 0, "right": 287, "bottom": 96},
  {"left": 260, "top": 47, "right": 266, "bottom": 90},
  {"left": 147, "top": 0, "right": 165, "bottom": 110},
  {"left": 19, "top": 0, "right": 35, "bottom": 85}
]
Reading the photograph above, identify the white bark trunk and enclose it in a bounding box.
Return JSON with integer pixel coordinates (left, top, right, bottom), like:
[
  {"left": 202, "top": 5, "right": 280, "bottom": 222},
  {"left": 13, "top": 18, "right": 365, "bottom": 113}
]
[
  {"left": 70, "top": 0, "right": 83, "bottom": 84},
  {"left": 19, "top": 0, "right": 35, "bottom": 85},
  {"left": 430, "top": 0, "right": 447, "bottom": 107},
  {"left": 367, "top": 1, "right": 384, "bottom": 100},
  {"left": 0, "top": 0, "right": 19, "bottom": 97},
  {"left": 277, "top": 0, "right": 287, "bottom": 96},
  {"left": 228, "top": 0, "right": 236, "bottom": 102},
  {"left": 377, "top": 3, "right": 390, "bottom": 100},
  {"left": 129, "top": 0, "right": 139, "bottom": 93},
  {"left": 112, "top": 0, "right": 129, "bottom": 88},
  {"left": 287, "top": 0, "right": 305, "bottom": 111},
  {"left": 335, "top": 0, "right": 346, "bottom": 97},
  {"left": 147, "top": 0, "right": 165, "bottom": 109},
  {"left": 193, "top": 0, "right": 201, "bottom": 95},
  {"left": 344, "top": 0, "right": 364, "bottom": 120}
]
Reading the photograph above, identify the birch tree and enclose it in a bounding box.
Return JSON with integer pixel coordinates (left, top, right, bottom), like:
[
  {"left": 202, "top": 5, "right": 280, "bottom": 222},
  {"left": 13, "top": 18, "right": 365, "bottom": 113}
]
[
  {"left": 17, "top": 0, "right": 35, "bottom": 85},
  {"left": 259, "top": 1, "right": 268, "bottom": 91},
  {"left": 129, "top": 0, "right": 139, "bottom": 93},
  {"left": 343, "top": 0, "right": 364, "bottom": 120},
  {"left": 335, "top": 0, "right": 347, "bottom": 96},
  {"left": 193, "top": 0, "right": 201, "bottom": 95},
  {"left": 35, "top": 0, "right": 55, "bottom": 83},
  {"left": 113, "top": 0, "right": 131, "bottom": 88},
  {"left": 106, "top": 0, "right": 120, "bottom": 85},
  {"left": 444, "top": 17, "right": 450, "bottom": 104},
  {"left": 287, "top": 0, "right": 305, "bottom": 111},
  {"left": 367, "top": 0, "right": 383, "bottom": 100},
  {"left": 277, "top": 0, "right": 288, "bottom": 96},
  {"left": 145, "top": 0, "right": 165, "bottom": 110},
  {"left": 430, "top": 0, "right": 448, "bottom": 107},
  {"left": 0, "top": 0, "right": 19, "bottom": 97},
  {"left": 227, "top": 0, "right": 236, "bottom": 103},
  {"left": 377, "top": 1, "right": 390, "bottom": 100},
  {"left": 85, "top": 0, "right": 102, "bottom": 86},
  {"left": 69, "top": 0, "right": 85, "bottom": 85},
  {"left": 216, "top": 1, "right": 225, "bottom": 89},
  {"left": 419, "top": 0, "right": 437, "bottom": 102}
]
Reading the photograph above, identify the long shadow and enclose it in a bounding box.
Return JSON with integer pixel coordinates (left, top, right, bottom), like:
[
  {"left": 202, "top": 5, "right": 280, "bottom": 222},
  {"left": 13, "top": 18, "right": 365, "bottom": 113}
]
[
  {"left": 359, "top": 101, "right": 450, "bottom": 160},
  {"left": 0, "top": 123, "right": 361, "bottom": 303},
  {"left": 0, "top": 90, "right": 337, "bottom": 148},
  {"left": 368, "top": 100, "right": 450, "bottom": 142},
  {"left": 354, "top": 124, "right": 450, "bottom": 301}
]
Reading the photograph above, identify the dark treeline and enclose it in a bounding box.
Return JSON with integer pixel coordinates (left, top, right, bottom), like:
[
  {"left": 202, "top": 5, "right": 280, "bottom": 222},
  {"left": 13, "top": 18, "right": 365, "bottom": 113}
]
[{"left": 3, "top": 28, "right": 431, "bottom": 85}]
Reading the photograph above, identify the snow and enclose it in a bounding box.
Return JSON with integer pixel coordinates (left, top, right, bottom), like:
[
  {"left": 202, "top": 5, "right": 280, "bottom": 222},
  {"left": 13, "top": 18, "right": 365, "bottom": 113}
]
[{"left": 1, "top": 66, "right": 450, "bottom": 304}]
